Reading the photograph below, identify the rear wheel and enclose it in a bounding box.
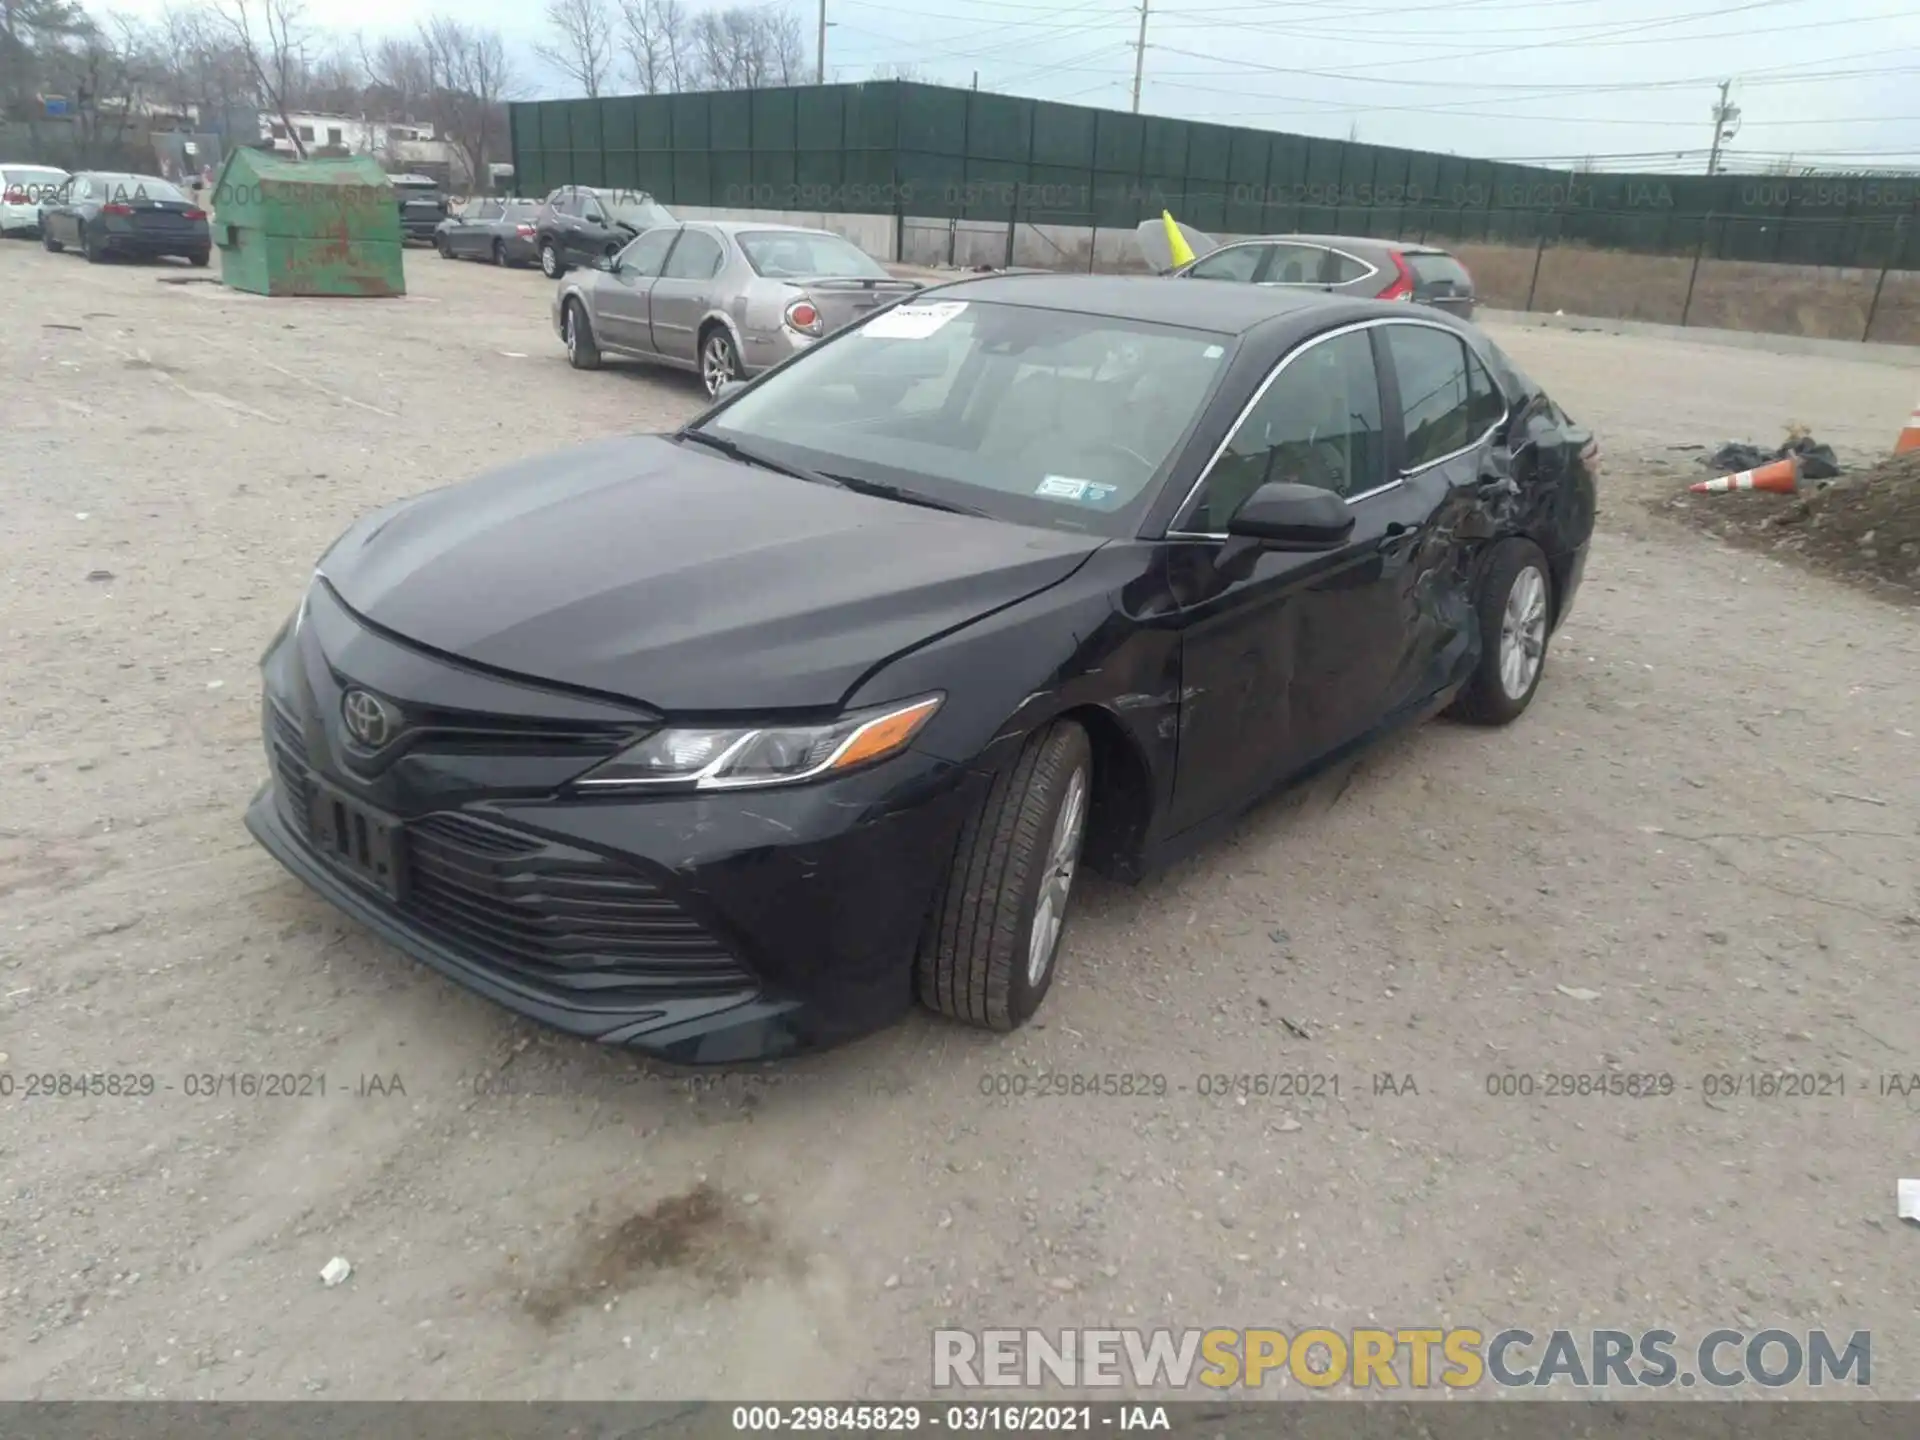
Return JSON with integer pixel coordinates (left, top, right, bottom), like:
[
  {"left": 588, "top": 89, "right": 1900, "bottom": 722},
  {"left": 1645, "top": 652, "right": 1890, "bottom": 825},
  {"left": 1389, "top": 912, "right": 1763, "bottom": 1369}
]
[
  {"left": 188, "top": 249, "right": 209, "bottom": 268},
  {"left": 492, "top": 239, "right": 508, "bottom": 267},
  {"left": 917, "top": 720, "right": 1092, "bottom": 1032},
  {"left": 1449, "top": 537, "right": 1553, "bottom": 726},
  {"left": 42, "top": 228, "right": 63, "bottom": 253},
  {"left": 82, "top": 225, "right": 104, "bottom": 263},
  {"left": 563, "top": 298, "right": 601, "bottom": 371},
  {"left": 699, "top": 328, "right": 739, "bottom": 397}
]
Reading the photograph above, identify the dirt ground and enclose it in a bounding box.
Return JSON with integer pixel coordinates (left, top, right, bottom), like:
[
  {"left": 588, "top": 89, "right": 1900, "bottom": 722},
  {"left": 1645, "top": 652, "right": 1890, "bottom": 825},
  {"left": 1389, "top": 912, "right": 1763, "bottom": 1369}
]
[{"left": 3, "top": 241, "right": 1920, "bottom": 1402}]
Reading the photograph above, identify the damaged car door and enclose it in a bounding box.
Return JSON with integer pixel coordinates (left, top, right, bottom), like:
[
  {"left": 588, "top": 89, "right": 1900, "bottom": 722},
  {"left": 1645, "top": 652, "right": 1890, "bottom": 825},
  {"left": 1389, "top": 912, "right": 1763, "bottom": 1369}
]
[{"left": 1165, "top": 324, "right": 1407, "bottom": 832}]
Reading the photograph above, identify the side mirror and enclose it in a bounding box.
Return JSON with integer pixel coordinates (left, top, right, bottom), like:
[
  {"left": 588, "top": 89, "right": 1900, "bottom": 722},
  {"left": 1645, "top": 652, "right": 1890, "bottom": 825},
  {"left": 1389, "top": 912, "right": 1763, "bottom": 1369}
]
[
  {"left": 1224, "top": 482, "right": 1354, "bottom": 550},
  {"left": 713, "top": 379, "right": 746, "bottom": 401},
  {"left": 592, "top": 254, "right": 614, "bottom": 272}
]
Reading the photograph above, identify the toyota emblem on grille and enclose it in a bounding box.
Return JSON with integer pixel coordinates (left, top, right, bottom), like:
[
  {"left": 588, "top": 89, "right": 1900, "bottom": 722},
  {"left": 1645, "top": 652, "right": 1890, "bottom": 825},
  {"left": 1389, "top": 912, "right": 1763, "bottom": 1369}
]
[{"left": 341, "top": 688, "right": 396, "bottom": 749}]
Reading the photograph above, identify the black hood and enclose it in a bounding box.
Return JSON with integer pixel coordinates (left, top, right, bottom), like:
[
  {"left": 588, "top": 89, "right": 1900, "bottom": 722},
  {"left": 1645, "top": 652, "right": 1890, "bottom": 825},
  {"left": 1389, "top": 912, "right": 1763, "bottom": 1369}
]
[{"left": 319, "top": 435, "right": 1103, "bottom": 712}]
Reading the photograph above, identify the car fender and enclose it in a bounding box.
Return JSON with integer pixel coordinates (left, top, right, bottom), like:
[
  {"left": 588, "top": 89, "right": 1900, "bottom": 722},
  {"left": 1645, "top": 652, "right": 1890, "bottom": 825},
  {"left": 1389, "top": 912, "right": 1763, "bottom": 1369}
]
[
  {"left": 694, "top": 307, "right": 746, "bottom": 356},
  {"left": 551, "top": 276, "right": 591, "bottom": 335}
]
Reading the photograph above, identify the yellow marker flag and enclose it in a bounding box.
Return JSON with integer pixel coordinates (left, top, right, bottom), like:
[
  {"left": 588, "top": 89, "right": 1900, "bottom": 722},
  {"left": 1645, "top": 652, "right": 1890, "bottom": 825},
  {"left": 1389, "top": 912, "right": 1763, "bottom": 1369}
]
[{"left": 1161, "top": 210, "right": 1196, "bottom": 269}]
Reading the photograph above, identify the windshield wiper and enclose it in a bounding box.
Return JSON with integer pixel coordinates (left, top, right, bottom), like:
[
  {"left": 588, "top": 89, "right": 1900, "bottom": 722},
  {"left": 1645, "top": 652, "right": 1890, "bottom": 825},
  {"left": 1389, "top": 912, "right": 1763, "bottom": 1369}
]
[
  {"left": 817, "top": 472, "right": 988, "bottom": 517},
  {"left": 678, "top": 429, "right": 843, "bottom": 488}
]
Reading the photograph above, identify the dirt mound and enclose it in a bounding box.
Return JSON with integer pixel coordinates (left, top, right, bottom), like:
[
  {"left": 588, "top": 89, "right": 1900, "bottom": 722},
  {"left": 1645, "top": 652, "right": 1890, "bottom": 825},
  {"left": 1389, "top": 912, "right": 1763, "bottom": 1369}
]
[{"left": 1657, "top": 449, "right": 1920, "bottom": 603}]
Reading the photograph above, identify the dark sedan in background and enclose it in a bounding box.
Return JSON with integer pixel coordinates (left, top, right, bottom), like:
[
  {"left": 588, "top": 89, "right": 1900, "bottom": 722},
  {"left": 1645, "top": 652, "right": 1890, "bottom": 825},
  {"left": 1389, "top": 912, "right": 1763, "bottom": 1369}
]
[
  {"left": 247, "top": 275, "right": 1595, "bottom": 1063},
  {"left": 392, "top": 173, "right": 449, "bottom": 245},
  {"left": 434, "top": 196, "right": 541, "bottom": 266},
  {"left": 534, "top": 184, "right": 676, "bottom": 277},
  {"left": 40, "top": 172, "right": 209, "bottom": 264}
]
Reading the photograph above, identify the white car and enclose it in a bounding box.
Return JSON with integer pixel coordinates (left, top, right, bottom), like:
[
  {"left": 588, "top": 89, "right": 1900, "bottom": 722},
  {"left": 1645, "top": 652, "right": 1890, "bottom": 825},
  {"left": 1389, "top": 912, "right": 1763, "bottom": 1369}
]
[{"left": 1, "top": 163, "right": 69, "bottom": 236}]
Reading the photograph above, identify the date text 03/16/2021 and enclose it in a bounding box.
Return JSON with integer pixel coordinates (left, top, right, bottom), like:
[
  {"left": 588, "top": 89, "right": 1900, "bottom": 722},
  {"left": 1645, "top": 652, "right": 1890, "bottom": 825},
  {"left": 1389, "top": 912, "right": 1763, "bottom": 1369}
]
[{"left": 730, "top": 1406, "right": 1167, "bottom": 1432}]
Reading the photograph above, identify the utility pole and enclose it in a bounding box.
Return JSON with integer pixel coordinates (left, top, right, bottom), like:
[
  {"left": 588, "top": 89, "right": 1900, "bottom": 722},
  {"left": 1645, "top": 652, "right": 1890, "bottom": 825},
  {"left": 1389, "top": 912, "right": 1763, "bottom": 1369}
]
[
  {"left": 1706, "top": 78, "right": 1740, "bottom": 176},
  {"left": 1130, "top": 0, "right": 1149, "bottom": 113},
  {"left": 816, "top": 0, "right": 827, "bottom": 84}
]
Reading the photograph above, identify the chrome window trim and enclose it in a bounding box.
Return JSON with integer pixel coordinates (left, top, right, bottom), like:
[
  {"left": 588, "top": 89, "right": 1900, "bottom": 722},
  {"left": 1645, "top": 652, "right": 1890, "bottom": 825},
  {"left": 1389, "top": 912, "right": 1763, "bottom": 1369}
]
[{"left": 1165, "top": 315, "right": 1511, "bottom": 536}]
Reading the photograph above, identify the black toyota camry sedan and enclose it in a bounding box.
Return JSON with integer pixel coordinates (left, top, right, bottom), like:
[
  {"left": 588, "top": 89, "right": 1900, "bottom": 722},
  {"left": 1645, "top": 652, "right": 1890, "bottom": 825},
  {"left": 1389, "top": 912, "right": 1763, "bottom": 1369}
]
[{"left": 247, "top": 274, "right": 1597, "bottom": 1064}]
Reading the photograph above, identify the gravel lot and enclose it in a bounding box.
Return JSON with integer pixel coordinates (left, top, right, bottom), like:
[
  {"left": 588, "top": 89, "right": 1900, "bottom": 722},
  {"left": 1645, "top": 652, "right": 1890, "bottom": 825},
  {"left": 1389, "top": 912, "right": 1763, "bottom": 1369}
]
[{"left": 3, "top": 240, "right": 1919, "bottom": 1402}]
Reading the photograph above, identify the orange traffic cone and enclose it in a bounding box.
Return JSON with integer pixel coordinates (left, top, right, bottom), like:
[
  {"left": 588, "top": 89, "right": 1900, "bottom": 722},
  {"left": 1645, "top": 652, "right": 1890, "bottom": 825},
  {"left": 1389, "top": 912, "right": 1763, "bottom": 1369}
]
[
  {"left": 1690, "top": 456, "right": 1802, "bottom": 494},
  {"left": 1897, "top": 393, "right": 1920, "bottom": 455}
]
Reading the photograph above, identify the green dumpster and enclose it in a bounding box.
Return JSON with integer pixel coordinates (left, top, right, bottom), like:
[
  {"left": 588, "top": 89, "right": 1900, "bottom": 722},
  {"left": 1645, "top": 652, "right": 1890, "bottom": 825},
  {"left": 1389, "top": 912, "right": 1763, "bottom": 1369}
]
[{"left": 210, "top": 150, "right": 405, "bottom": 297}]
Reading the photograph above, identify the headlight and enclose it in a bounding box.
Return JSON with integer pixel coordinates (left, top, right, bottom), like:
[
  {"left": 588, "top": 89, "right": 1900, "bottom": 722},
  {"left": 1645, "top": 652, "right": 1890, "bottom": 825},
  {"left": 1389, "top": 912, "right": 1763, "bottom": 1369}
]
[{"left": 575, "top": 694, "right": 942, "bottom": 792}]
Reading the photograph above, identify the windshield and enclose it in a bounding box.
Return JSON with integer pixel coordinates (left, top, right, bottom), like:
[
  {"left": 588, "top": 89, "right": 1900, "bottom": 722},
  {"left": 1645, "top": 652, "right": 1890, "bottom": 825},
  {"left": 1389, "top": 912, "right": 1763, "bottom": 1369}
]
[
  {"left": 502, "top": 201, "right": 539, "bottom": 221},
  {"left": 92, "top": 175, "right": 187, "bottom": 204},
  {"left": 607, "top": 196, "right": 673, "bottom": 229},
  {"left": 739, "top": 230, "right": 889, "bottom": 280},
  {"left": 698, "top": 299, "right": 1233, "bottom": 537}
]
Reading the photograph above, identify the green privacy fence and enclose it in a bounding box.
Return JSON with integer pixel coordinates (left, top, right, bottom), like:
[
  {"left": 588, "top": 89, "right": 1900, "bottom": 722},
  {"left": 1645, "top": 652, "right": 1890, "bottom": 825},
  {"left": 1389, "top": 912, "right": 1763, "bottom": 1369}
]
[{"left": 509, "top": 81, "right": 1920, "bottom": 272}]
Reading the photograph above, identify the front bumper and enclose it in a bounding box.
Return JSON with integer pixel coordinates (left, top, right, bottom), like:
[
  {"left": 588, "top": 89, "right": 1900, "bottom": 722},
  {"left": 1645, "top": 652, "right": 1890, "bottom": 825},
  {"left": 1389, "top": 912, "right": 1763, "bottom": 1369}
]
[{"left": 245, "top": 584, "right": 980, "bottom": 1062}]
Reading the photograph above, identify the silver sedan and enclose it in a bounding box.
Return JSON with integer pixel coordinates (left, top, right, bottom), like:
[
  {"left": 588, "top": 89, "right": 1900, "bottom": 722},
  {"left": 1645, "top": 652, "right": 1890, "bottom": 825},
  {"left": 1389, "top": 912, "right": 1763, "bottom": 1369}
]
[{"left": 551, "top": 220, "right": 923, "bottom": 396}]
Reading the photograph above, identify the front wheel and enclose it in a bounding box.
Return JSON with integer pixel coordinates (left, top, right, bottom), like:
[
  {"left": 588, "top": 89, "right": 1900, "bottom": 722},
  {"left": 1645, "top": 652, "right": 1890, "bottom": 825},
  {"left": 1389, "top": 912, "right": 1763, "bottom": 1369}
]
[
  {"left": 917, "top": 720, "right": 1093, "bottom": 1032},
  {"left": 492, "top": 240, "right": 508, "bottom": 267},
  {"left": 436, "top": 236, "right": 453, "bottom": 258},
  {"left": 42, "top": 228, "right": 63, "bottom": 253},
  {"left": 563, "top": 297, "right": 601, "bottom": 370},
  {"left": 540, "top": 241, "right": 564, "bottom": 278},
  {"left": 1449, "top": 536, "right": 1554, "bottom": 725},
  {"left": 700, "top": 329, "right": 739, "bottom": 397}
]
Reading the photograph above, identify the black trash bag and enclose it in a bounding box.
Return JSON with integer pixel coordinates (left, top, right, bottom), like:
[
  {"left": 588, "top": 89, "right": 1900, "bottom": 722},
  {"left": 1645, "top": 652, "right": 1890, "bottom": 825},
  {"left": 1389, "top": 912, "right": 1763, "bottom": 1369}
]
[{"left": 1703, "top": 436, "right": 1842, "bottom": 481}]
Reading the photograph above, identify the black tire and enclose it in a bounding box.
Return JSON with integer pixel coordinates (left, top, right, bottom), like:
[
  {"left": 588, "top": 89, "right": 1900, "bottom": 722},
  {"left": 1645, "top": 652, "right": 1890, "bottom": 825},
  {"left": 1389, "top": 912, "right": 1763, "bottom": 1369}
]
[
  {"left": 82, "top": 225, "right": 104, "bottom": 263},
  {"left": 492, "top": 240, "right": 508, "bottom": 267},
  {"left": 42, "top": 228, "right": 63, "bottom": 253},
  {"left": 917, "top": 720, "right": 1093, "bottom": 1032},
  {"left": 540, "top": 240, "right": 565, "bottom": 278},
  {"left": 563, "top": 297, "right": 601, "bottom": 371},
  {"left": 1448, "top": 536, "right": 1554, "bottom": 726},
  {"left": 436, "top": 237, "right": 453, "bottom": 258},
  {"left": 188, "top": 249, "right": 210, "bottom": 268},
  {"left": 699, "top": 327, "right": 739, "bottom": 397}
]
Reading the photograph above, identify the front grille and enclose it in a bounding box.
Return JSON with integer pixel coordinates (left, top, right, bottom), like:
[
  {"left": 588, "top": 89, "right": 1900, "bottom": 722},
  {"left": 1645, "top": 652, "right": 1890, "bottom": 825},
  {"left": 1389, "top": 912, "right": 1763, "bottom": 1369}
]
[
  {"left": 404, "top": 814, "right": 753, "bottom": 999},
  {"left": 264, "top": 701, "right": 751, "bottom": 1005}
]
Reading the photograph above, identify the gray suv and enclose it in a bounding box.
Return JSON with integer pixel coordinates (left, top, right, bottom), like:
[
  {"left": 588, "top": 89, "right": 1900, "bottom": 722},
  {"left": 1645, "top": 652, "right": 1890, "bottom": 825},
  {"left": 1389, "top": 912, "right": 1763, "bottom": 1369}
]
[{"left": 1141, "top": 221, "right": 1477, "bottom": 319}]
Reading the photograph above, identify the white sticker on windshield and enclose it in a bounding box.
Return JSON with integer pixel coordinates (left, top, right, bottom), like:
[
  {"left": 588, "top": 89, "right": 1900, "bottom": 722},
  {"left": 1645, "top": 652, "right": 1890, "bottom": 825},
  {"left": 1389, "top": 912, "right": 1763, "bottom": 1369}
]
[
  {"left": 1204, "top": 344, "right": 1225, "bottom": 359},
  {"left": 859, "top": 300, "right": 967, "bottom": 339},
  {"left": 1037, "top": 476, "right": 1120, "bottom": 505}
]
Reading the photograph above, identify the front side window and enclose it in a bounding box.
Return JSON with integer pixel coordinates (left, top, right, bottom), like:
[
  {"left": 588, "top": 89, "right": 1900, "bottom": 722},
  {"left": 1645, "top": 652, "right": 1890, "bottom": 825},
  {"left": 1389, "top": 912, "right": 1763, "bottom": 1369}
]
[
  {"left": 1182, "top": 328, "right": 1385, "bottom": 532},
  {"left": 1385, "top": 324, "right": 1474, "bottom": 471},
  {"left": 1185, "top": 244, "right": 1264, "bottom": 283},
  {"left": 618, "top": 226, "right": 679, "bottom": 276},
  {"left": 699, "top": 299, "right": 1235, "bottom": 537}
]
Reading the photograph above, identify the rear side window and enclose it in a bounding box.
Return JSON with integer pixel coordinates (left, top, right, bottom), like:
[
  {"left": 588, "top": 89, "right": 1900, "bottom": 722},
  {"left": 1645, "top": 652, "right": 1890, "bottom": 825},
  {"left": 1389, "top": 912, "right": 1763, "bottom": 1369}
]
[
  {"left": 1264, "top": 244, "right": 1323, "bottom": 285},
  {"left": 1384, "top": 325, "right": 1476, "bottom": 470},
  {"left": 1408, "top": 252, "right": 1472, "bottom": 289},
  {"left": 1325, "top": 251, "right": 1373, "bottom": 284},
  {"left": 1465, "top": 346, "right": 1507, "bottom": 437},
  {"left": 662, "top": 228, "right": 723, "bottom": 279},
  {"left": 1185, "top": 244, "right": 1264, "bottom": 282}
]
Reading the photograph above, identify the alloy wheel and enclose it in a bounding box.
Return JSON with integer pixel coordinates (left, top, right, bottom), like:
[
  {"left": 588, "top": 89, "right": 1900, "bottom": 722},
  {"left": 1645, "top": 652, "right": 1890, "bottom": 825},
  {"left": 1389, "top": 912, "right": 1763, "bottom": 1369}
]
[
  {"left": 1026, "top": 765, "right": 1089, "bottom": 988},
  {"left": 1498, "top": 564, "right": 1548, "bottom": 699}
]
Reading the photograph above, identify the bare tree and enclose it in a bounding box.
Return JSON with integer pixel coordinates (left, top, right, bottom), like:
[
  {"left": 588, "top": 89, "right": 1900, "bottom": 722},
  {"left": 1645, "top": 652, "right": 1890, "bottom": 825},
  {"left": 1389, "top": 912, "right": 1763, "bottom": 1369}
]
[
  {"left": 418, "top": 15, "right": 516, "bottom": 190},
  {"left": 153, "top": 3, "right": 252, "bottom": 127},
  {"left": 687, "top": 5, "right": 802, "bottom": 90},
  {"left": 212, "top": 0, "right": 310, "bottom": 156},
  {"left": 617, "top": 0, "right": 688, "bottom": 94},
  {"left": 533, "top": 0, "right": 612, "bottom": 98},
  {"left": 357, "top": 31, "right": 431, "bottom": 120}
]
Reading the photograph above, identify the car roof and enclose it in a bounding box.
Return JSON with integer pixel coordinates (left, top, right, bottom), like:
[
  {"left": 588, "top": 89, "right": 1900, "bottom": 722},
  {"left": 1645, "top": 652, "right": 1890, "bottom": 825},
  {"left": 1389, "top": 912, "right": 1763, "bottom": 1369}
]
[
  {"left": 703, "top": 220, "right": 846, "bottom": 238},
  {"left": 2, "top": 161, "right": 68, "bottom": 172},
  {"left": 1241, "top": 233, "right": 1452, "bottom": 255},
  {"left": 909, "top": 272, "right": 1390, "bottom": 336}
]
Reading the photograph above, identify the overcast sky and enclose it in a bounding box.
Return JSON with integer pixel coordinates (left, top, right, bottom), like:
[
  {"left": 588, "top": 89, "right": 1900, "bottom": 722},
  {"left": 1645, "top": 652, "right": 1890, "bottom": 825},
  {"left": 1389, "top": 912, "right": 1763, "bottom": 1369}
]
[{"left": 110, "top": 0, "right": 1920, "bottom": 170}]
